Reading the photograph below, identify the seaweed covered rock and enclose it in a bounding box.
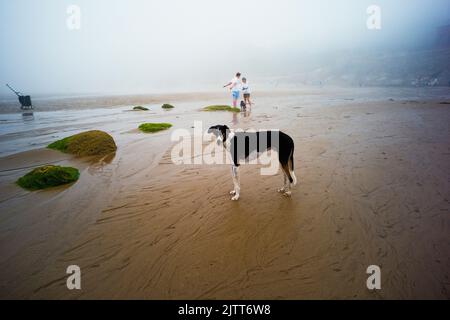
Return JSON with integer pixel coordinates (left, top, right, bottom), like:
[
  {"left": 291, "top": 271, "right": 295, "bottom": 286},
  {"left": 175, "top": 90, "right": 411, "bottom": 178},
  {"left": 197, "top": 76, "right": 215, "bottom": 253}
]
[
  {"left": 133, "top": 106, "right": 149, "bottom": 111},
  {"left": 203, "top": 105, "right": 240, "bottom": 112},
  {"left": 162, "top": 104, "right": 174, "bottom": 109},
  {"left": 48, "top": 130, "right": 117, "bottom": 156},
  {"left": 139, "top": 123, "right": 172, "bottom": 133},
  {"left": 17, "top": 165, "right": 80, "bottom": 190}
]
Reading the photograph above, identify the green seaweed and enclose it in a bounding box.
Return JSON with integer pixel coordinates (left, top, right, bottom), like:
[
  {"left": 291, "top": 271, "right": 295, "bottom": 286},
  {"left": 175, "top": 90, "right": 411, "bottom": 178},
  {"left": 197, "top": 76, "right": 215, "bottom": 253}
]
[
  {"left": 133, "top": 106, "right": 149, "bottom": 111},
  {"left": 203, "top": 105, "right": 240, "bottom": 112},
  {"left": 48, "top": 130, "right": 117, "bottom": 156},
  {"left": 162, "top": 104, "right": 175, "bottom": 109},
  {"left": 48, "top": 136, "right": 71, "bottom": 153},
  {"left": 139, "top": 123, "right": 173, "bottom": 133},
  {"left": 17, "top": 165, "right": 80, "bottom": 190}
]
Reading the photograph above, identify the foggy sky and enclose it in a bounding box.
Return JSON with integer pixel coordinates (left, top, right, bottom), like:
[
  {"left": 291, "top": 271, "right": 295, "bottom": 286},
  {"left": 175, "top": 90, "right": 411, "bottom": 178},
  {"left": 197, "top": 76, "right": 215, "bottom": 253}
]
[{"left": 1, "top": 0, "right": 449, "bottom": 95}]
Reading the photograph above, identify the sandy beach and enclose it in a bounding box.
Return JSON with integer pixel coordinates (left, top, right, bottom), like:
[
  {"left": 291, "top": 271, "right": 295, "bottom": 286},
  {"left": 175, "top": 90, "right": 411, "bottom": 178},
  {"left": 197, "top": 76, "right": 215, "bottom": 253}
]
[{"left": 0, "top": 87, "right": 449, "bottom": 299}]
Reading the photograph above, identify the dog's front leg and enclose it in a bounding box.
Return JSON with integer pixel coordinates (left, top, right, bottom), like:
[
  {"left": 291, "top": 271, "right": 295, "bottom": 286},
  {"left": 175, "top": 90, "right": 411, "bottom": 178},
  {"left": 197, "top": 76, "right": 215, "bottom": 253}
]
[
  {"left": 230, "top": 165, "right": 240, "bottom": 200},
  {"left": 278, "top": 173, "right": 290, "bottom": 193}
]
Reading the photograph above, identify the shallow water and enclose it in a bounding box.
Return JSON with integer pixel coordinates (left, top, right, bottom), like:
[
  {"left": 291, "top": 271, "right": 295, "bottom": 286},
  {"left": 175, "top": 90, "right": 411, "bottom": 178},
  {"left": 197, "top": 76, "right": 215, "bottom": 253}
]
[{"left": 1, "top": 87, "right": 448, "bottom": 157}]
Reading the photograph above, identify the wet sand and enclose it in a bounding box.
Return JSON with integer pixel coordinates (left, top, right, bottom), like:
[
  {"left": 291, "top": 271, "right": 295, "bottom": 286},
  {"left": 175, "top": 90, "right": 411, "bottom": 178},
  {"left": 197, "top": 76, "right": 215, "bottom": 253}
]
[{"left": 0, "top": 88, "right": 449, "bottom": 299}]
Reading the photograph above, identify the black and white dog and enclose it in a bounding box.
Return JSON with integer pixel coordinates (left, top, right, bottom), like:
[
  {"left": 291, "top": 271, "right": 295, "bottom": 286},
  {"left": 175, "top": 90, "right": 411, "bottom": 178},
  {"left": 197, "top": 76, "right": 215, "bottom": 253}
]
[
  {"left": 208, "top": 125, "right": 297, "bottom": 200},
  {"left": 240, "top": 100, "right": 247, "bottom": 111}
]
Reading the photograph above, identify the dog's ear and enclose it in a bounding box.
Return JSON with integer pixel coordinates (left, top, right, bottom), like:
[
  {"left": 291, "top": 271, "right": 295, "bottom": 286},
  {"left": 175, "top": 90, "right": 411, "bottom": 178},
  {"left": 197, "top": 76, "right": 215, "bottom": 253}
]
[
  {"left": 208, "top": 125, "right": 229, "bottom": 141},
  {"left": 208, "top": 125, "right": 219, "bottom": 134}
]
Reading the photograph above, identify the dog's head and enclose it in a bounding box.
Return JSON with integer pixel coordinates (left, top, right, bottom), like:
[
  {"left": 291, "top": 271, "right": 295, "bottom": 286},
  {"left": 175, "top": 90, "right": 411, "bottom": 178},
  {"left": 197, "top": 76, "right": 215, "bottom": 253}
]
[{"left": 208, "top": 125, "right": 230, "bottom": 144}]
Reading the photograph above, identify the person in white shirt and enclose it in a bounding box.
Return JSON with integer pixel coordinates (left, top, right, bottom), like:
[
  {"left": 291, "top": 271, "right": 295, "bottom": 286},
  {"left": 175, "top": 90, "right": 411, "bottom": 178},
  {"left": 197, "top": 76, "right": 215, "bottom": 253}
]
[
  {"left": 223, "top": 72, "right": 242, "bottom": 108},
  {"left": 241, "top": 77, "right": 252, "bottom": 107}
]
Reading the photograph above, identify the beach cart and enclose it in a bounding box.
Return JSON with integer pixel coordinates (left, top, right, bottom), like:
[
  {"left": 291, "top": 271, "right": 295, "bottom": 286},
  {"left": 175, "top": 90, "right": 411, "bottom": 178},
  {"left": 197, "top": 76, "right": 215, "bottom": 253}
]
[{"left": 6, "top": 84, "right": 33, "bottom": 110}]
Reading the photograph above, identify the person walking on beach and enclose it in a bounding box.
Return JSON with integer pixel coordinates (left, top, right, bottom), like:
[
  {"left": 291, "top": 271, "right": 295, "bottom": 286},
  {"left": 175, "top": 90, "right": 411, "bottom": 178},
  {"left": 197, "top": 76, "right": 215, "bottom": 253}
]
[
  {"left": 241, "top": 77, "right": 252, "bottom": 107},
  {"left": 223, "top": 72, "right": 242, "bottom": 108}
]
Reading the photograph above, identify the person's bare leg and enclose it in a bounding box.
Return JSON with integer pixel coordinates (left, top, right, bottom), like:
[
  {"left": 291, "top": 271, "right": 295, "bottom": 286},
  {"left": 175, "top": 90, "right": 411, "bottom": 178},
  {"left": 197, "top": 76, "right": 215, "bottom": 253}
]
[{"left": 232, "top": 93, "right": 238, "bottom": 108}]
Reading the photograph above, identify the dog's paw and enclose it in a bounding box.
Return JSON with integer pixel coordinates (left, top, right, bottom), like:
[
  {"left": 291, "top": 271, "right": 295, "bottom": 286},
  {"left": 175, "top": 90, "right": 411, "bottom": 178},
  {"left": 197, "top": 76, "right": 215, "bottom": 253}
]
[
  {"left": 277, "top": 187, "right": 285, "bottom": 193},
  {"left": 283, "top": 191, "right": 292, "bottom": 197},
  {"left": 230, "top": 190, "right": 236, "bottom": 195},
  {"left": 231, "top": 194, "right": 240, "bottom": 201}
]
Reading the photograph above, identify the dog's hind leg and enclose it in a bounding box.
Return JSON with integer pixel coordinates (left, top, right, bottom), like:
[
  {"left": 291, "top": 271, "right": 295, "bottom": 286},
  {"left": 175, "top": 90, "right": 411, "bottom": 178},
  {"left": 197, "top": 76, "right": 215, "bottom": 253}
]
[
  {"left": 278, "top": 172, "right": 288, "bottom": 193},
  {"left": 279, "top": 164, "right": 292, "bottom": 197},
  {"left": 289, "top": 149, "right": 297, "bottom": 187},
  {"left": 230, "top": 165, "right": 240, "bottom": 200}
]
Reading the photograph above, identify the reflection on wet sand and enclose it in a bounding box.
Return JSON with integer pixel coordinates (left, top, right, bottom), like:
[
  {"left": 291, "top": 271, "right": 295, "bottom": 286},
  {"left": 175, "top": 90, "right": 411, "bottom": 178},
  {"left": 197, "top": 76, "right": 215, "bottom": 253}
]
[{"left": 21, "top": 111, "right": 34, "bottom": 121}]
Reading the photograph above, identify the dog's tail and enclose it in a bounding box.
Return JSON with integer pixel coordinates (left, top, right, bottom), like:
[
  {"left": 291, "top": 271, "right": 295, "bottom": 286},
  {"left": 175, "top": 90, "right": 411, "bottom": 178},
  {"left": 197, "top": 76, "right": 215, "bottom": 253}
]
[{"left": 288, "top": 146, "right": 297, "bottom": 186}]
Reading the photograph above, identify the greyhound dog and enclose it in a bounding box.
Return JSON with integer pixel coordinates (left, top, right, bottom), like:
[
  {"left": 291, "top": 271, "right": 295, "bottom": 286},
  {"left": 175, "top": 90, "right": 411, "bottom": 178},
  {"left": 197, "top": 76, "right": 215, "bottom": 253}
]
[{"left": 208, "top": 125, "right": 297, "bottom": 200}]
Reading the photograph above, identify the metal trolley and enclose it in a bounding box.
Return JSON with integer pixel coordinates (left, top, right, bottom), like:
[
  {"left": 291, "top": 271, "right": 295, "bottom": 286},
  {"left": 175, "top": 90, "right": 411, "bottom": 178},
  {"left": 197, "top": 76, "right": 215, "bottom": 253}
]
[{"left": 6, "top": 84, "right": 33, "bottom": 110}]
